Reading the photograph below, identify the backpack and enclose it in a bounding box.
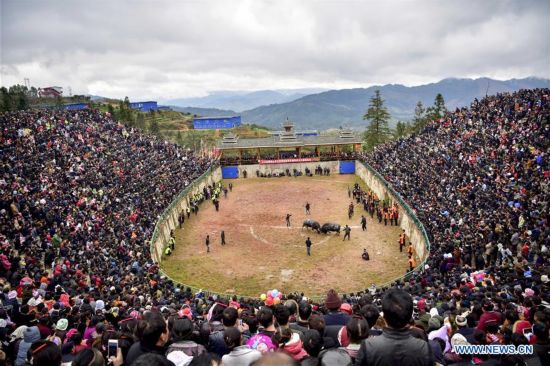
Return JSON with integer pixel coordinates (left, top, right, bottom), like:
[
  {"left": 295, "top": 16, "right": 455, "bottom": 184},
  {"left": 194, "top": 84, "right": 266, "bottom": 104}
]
[{"left": 246, "top": 333, "right": 276, "bottom": 354}]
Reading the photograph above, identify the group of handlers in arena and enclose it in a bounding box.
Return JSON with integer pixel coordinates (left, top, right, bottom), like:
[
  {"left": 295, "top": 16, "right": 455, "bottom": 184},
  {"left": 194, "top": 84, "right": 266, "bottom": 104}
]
[
  {"left": 351, "top": 182, "right": 416, "bottom": 273},
  {"left": 350, "top": 183, "right": 400, "bottom": 225}
]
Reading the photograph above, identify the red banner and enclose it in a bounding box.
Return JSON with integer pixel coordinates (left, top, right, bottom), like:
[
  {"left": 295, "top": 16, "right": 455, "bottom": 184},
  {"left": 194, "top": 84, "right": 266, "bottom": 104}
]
[{"left": 258, "top": 157, "right": 320, "bottom": 164}]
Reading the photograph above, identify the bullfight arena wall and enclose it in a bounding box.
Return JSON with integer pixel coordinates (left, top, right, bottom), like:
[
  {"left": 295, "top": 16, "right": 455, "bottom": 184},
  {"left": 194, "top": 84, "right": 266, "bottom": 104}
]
[
  {"left": 150, "top": 165, "right": 222, "bottom": 264},
  {"left": 355, "top": 161, "right": 430, "bottom": 268},
  {"left": 151, "top": 160, "right": 430, "bottom": 295}
]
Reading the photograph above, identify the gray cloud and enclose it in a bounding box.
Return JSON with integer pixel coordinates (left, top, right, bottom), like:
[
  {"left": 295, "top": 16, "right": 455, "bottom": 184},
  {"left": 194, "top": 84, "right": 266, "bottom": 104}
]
[{"left": 1, "top": 0, "right": 549, "bottom": 100}]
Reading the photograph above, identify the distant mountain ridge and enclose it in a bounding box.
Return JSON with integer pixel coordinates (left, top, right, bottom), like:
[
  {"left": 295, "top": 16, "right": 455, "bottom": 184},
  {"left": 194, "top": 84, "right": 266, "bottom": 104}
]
[
  {"left": 163, "top": 88, "right": 327, "bottom": 112},
  {"left": 238, "top": 77, "right": 550, "bottom": 129},
  {"left": 168, "top": 77, "right": 550, "bottom": 130}
]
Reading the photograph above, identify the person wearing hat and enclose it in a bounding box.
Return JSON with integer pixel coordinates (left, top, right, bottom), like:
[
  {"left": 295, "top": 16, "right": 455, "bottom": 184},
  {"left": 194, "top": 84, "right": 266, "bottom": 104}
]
[
  {"left": 5, "top": 290, "right": 20, "bottom": 318},
  {"left": 323, "top": 290, "right": 350, "bottom": 326},
  {"left": 95, "top": 299, "right": 105, "bottom": 313},
  {"left": 415, "top": 313, "right": 431, "bottom": 332},
  {"left": 15, "top": 326, "right": 40, "bottom": 366},
  {"left": 447, "top": 333, "right": 473, "bottom": 364},
  {"left": 454, "top": 312, "right": 475, "bottom": 344},
  {"left": 48, "top": 318, "right": 68, "bottom": 346}
]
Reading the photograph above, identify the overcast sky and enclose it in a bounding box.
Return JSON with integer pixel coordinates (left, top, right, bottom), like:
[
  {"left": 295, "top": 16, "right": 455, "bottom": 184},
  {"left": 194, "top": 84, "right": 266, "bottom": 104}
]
[{"left": 1, "top": 0, "right": 549, "bottom": 100}]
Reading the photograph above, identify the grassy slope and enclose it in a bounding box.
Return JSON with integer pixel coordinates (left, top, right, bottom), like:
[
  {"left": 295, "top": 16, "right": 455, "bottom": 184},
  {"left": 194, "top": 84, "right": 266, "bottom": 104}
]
[{"left": 94, "top": 101, "right": 270, "bottom": 148}]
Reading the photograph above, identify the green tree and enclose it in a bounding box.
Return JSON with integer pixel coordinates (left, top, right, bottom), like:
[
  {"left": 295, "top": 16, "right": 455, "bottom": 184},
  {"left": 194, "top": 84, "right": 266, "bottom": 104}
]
[
  {"left": 393, "top": 120, "right": 409, "bottom": 139},
  {"left": 426, "top": 93, "right": 447, "bottom": 122},
  {"left": 29, "top": 86, "right": 38, "bottom": 98},
  {"left": 118, "top": 100, "right": 125, "bottom": 120},
  {"left": 412, "top": 101, "right": 427, "bottom": 132},
  {"left": 1, "top": 87, "right": 11, "bottom": 112},
  {"left": 107, "top": 104, "right": 116, "bottom": 119},
  {"left": 363, "top": 90, "right": 391, "bottom": 150},
  {"left": 8, "top": 85, "right": 29, "bottom": 111}
]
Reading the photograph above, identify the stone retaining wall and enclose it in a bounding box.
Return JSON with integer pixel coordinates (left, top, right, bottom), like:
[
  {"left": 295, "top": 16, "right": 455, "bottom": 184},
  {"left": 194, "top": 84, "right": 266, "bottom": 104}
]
[
  {"left": 152, "top": 166, "right": 222, "bottom": 263},
  {"left": 355, "top": 161, "right": 429, "bottom": 265}
]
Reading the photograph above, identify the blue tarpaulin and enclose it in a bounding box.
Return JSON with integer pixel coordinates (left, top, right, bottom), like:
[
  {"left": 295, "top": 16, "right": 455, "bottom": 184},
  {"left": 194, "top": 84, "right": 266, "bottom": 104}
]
[
  {"left": 339, "top": 161, "right": 355, "bottom": 174},
  {"left": 221, "top": 166, "right": 239, "bottom": 179}
]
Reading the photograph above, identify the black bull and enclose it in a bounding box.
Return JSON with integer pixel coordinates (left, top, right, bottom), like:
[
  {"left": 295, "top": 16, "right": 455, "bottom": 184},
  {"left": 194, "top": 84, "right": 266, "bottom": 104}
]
[
  {"left": 302, "top": 219, "right": 321, "bottom": 233},
  {"left": 321, "top": 223, "right": 341, "bottom": 234}
]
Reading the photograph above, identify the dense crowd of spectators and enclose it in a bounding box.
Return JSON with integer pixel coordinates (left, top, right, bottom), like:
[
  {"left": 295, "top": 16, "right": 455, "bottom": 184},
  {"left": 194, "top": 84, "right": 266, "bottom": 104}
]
[
  {"left": 219, "top": 151, "right": 355, "bottom": 165},
  {"left": 0, "top": 88, "right": 547, "bottom": 366}
]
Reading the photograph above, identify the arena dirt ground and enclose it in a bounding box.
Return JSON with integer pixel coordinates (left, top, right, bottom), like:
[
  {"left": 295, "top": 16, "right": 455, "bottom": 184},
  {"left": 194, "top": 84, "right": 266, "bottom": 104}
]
[{"left": 162, "top": 174, "right": 408, "bottom": 298}]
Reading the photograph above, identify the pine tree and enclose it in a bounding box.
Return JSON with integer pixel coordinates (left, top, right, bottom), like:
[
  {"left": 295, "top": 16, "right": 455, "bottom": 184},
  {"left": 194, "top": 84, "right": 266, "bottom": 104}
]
[
  {"left": 426, "top": 93, "right": 447, "bottom": 122},
  {"left": 118, "top": 100, "right": 125, "bottom": 121},
  {"left": 393, "top": 121, "right": 409, "bottom": 139},
  {"left": 412, "top": 101, "right": 426, "bottom": 132},
  {"left": 363, "top": 90, "right": 391, "bottom": 150}
]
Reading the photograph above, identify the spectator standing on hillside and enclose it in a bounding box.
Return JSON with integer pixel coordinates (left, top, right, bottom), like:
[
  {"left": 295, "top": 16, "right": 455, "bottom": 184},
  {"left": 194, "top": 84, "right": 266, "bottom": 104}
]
[
  {"left": 286, "top": 214, "right": 292, "bottom": 227},
  {"left": 305, "top": 202, "right": 311, "bottom": 215},
  {"left": 356, "top": 288, "right": 433, "bottom": 366},
  {"left": 221, "top": 230, "right": 226, "bottom": 245},
  {"left": 305, "top": 237, "right": 312, "bottom": 256},
  {"left": 206, "top": 235, "right": 210, "bottom": 253}
]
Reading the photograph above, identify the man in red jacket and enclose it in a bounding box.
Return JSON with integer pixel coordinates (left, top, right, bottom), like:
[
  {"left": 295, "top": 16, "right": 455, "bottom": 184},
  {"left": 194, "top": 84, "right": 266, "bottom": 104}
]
[{"left": 476, "top": 299, "right": 502, "bottom": 331}]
